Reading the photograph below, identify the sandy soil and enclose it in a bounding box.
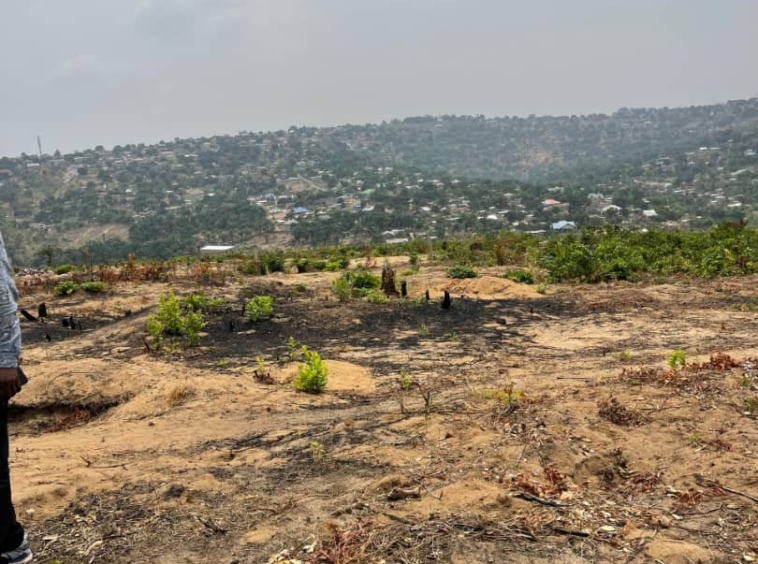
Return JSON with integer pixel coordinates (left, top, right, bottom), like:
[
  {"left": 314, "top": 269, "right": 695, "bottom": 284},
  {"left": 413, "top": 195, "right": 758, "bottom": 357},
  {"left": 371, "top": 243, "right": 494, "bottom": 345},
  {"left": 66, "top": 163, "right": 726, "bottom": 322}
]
[{"left": 8, "top": 263, "right": 758, "bottom": 564}]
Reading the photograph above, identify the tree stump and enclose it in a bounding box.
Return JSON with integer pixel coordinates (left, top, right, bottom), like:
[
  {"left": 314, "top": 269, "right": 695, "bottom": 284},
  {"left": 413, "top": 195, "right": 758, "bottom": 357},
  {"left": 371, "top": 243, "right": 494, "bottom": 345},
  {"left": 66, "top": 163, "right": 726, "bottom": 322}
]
[
  {"left": 425, "top": 289, "right": 430, "bottom": 302},
  {"left": 441, "top": 290, "right": 452, "bottom": 310},
  {"left": 381, "top": 264, "right": 399, "bottom": 297},
  {"left": 401, "top": 280, "right": 408, "bottom": 298}
]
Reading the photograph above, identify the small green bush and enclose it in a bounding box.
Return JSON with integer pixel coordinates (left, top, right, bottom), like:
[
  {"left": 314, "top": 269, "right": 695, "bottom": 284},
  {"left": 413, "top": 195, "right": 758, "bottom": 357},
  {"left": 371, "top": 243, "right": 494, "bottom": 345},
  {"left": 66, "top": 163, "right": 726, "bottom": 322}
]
[
  {"left": 293, "top": 346, "right": 328, "bottom": 393},
  {"left": 146, "top": 289, "right": 207, "bottom": 347},
  {"left": 331, "top": 277, "right": 352, "bottom": 302},
  {"left": 146, "top": 316, "right": 164, "bottom": 345},
  {"left": 245, "top": 296, "right": 273, "bottom": 322},
  {"left": 329, "top": 268, "right": 381, "bottom": 300},
  {"left": 81, "top": 281, "right": 107, "bottom": 293},
  {"left": 183, "top": 290, "right": 225, "bottom": 312},
  {"left": 667, "top": 349, "right": 686, "bottom": 370},
  {"left": 54, "top": 281, "right": 80, "bottom": 296},
  {"left": 156, "top": 289, "right": 183, "bottom": 335},
  {"left": 54, "top": 264, "right": 76, "bottom": 275},
  {"left": 503, "top": 269, "right": 535, "bottom": 284},
  {"left": 365, "top": 289, "right": 390, "bottom": 304},
  {"left": 181, "top": 310, "right": 206, "bottom": 347},
  {"left": 447, "top": 265, "right": 478, "bottom": 279},
  {"left": 261, "top": 251, "right": 285, "bottom": 274}
]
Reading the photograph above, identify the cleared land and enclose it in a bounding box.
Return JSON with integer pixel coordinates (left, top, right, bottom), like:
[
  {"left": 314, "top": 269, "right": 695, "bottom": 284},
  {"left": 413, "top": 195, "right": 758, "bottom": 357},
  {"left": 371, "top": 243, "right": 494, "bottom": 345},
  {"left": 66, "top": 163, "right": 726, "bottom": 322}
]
[{"left": 10, "top": 261, "right": 758, "bottom": 564}]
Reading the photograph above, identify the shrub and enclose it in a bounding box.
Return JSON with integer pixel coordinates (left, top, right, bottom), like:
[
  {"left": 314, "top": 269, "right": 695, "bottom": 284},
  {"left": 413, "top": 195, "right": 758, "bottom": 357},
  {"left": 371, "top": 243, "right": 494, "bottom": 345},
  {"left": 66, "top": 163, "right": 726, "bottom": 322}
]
[
  {"left": 183, "top": 290, "right": 225, "bottom": 312},
  {"left": 245, "top": 296, "right": 273, "bottom": 322},
  {"left": 181, "top": 310, "right": 206, "bottom": 347},
  {"left": 54, "top": 264, "right": 76, "bottom": 275},
  {"left": 447, "top": 265, "right": 478, "bottom": 279},
  {"left": 146, "top": 316, "right": 164, "bottom": 345},
  {"left": 330, "top": 268, "right": 381, "bottom": 300},
  {"left": 81, "top": 281, "right": 106, "bottom": 293},
  {"left": 503, "top": 269, "right": 535, "bottom": 284},
  {"left": 365, "top": 289, "right": 390, "bottom": 304},
  {"left": 146, "top": 289, "right": 207, "bottom": 347},
  {"left": 261, "top": 251, "right": 285, "bottom": 274},
  {"left": 155, "top": 289, "right": 183, "bottom": 335},
  {"left": 667, "top": 349, "right": 686, "bottom": 370},
  {"left": 331, "top": 277, "right": 352, "bottom": 302},
  {"left": 293, "top": 346, "right": 328, "bottom": 393},
  {"left": 54, "top": 281, "right": 80, "bottom": 296}
]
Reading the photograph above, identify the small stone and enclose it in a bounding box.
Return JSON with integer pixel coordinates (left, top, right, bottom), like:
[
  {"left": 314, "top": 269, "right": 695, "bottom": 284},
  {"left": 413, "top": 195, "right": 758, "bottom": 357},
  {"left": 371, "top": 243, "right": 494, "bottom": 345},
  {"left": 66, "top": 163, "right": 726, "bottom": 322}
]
[{"left": 599, "top": 525, "right": 616, "bottom": 533}]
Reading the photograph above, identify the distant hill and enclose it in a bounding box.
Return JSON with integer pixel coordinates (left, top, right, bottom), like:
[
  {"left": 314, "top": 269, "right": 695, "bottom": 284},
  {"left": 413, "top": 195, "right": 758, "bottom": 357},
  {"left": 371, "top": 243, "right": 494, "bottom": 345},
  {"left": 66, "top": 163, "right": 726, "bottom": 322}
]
[{"left": 1, "top": 98, "right": 758, "bottom": 265}]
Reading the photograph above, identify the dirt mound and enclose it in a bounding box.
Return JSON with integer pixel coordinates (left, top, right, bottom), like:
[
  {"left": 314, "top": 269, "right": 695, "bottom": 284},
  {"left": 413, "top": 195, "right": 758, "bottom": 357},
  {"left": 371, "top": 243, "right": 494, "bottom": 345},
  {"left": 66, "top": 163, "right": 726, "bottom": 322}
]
[
  {"left": 437, "top": 275, "right": 541, "bottom": 299},
  {"left": 278, "top": 360, "right": 376, "bottom": 393}
]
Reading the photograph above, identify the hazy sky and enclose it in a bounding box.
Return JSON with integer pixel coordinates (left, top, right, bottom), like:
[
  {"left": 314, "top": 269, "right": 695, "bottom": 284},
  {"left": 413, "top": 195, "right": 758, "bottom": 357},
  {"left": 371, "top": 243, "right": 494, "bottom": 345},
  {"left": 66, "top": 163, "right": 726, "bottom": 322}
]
[{"left": 2, "top": 0, "right": 757, "bottom": 157}]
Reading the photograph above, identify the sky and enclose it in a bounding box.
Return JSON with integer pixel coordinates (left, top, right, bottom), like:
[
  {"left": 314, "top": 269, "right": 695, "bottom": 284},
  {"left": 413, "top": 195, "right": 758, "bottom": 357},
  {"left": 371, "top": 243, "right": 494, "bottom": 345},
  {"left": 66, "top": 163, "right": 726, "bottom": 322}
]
[{"left": 1, "top": 0, "right": 757, "bottom": 157}]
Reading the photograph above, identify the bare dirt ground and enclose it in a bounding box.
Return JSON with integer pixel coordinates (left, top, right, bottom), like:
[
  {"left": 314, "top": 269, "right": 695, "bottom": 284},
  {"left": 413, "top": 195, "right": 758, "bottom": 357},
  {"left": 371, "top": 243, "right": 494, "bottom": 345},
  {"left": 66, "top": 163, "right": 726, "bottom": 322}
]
[{"left": 9, "top": 262, "right": 758, "bottom": 564}]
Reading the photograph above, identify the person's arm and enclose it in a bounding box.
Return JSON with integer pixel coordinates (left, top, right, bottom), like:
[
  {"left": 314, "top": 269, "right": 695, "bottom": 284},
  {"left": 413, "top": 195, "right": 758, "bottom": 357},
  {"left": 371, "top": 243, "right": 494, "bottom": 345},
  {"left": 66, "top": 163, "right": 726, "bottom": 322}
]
[{"left": 0, "top": 234, "right": 21, "bottom": 399}]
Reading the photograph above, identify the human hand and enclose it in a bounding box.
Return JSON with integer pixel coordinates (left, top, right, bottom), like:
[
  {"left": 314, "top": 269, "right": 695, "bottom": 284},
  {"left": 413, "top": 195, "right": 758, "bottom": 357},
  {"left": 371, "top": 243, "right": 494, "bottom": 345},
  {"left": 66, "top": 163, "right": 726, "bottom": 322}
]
[{"left": 0, "top": 367, "right": 20, "bottom": 400}]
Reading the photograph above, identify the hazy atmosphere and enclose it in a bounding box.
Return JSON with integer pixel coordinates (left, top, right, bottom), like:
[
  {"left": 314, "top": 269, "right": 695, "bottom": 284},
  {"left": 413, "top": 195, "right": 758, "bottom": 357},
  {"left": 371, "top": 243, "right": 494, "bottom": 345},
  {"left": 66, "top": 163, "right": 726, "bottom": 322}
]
[{"left": 2, "top": 0, "right": 757, "bottom": 156}]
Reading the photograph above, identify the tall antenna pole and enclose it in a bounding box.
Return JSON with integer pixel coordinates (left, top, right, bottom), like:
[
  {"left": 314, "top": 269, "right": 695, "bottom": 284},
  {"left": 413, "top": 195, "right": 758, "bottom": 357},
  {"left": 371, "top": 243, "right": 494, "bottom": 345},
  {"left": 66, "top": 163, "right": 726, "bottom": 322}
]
[{"left": 37, "top": 135, "right": 43, "bottom": 159}]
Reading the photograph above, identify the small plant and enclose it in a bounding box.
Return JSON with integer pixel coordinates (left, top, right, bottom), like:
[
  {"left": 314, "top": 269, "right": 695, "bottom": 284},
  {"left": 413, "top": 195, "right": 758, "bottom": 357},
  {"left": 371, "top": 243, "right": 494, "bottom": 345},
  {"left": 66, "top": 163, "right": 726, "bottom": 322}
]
[
  {"left": 331, "top": 277, "right": 352, "bottom": 302},
  {"left": 54, "top": 264, "right": 76, "bottom": 275},
  {"left": 330, "top": 269, "right": 381, "bottom": 301},
  {"left": 739, "top": 374, "right": 751, "bottom": 388},
  {"left": 619, "top": 349, "right": 633, "bottom": 362},
  {"left": 419, "top": 323, "right": 429, "bottom": 337},
  {"left": 447, "top": 331, "right": 460, "bottom": 343},
  {"left": 54, "top": 280, "right": 80, "bottom": 296},
  {"left": 256, "top": 355, "right": 267, "bottom": 374},
  {"left": 245, "top": 296, "right": 273, "bottom": 322},
  {"left": 309, "top": 440, "right": 326, "bottom": 464},
  {"left": 181, "top": 310, "right": 205, "bottom": 347},
  {"left": 287, "top": 336, "right": 299, "bottom": 361},
  {"left": 667, "top": 349, "right": 686, "bottom": 370},
  {"left": 218, "top": 359, "right": 230, "bottom": 368},
  {"left": 688, "top": 433, "right": 703, "bottom": 447},
  {"left": 503, "top": 269, "right": 535, "bottom": 284},
  {"left": 146, "top": 289, "right": 206, "bottom": 348},
  {"left": 81, "top": 281, "right": 106, "bottom": 293},
  {"left": 156, "top": 289, "right": 183, "bottom": 335},
  {"left": 743, "top": 397, "right": 758, "bottom": 417},
  {"left": 536, "top": 283, "right": 548, "bottom": 295},
  {"left": 365, "top": 289, "right": 390, "bottom": 304},
  {"left": 166, "top": 384, "right": 196, "bottom": 408},
  {"left": 146, "top": 316, "right": 164, "bottom": 346},
  {"left": 447, "top": 265, "right": 477, "bottom": 279},
  {"left": 184, "top": 290, "right": 223, "bottom": 312},
  {"left": 293, "top": 346, "right": 328, "bottom": 393},
  {"left": 399, "top": 367, "right": 412, "bottom": 391}
]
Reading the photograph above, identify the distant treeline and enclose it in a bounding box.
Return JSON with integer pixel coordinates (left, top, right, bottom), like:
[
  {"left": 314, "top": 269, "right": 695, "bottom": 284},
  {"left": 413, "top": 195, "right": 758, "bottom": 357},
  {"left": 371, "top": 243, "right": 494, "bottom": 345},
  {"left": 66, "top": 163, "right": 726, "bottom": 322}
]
[{"left": 30, "top": 222, "right": 758, "bottom": 284}]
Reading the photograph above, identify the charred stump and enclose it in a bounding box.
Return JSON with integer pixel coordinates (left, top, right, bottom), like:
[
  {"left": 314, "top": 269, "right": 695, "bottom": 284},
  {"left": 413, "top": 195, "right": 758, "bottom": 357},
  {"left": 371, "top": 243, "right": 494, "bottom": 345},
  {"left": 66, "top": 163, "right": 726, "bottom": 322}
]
[
  {"left": 441, "top": 290, "right": 452, "bottom": 310},
  {"left": 381, "top": 264, "right": 399, "bottom": 297},
  {"left": 425, "top": 289, "right": 430, "bottom": 302},
  {"left": 401, "top": 280, "right": 408, "bottom": 298}
]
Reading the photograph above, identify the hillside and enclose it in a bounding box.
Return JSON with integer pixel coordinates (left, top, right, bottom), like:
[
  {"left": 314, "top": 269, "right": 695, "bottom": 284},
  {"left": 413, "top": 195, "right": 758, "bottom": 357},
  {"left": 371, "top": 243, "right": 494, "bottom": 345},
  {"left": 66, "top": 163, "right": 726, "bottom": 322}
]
[
  {"left": 2, "top": 98, "right": 758, "bottom": 263},
  {"left": 10, "top": 259, "right": 758, "bottom": 564}
]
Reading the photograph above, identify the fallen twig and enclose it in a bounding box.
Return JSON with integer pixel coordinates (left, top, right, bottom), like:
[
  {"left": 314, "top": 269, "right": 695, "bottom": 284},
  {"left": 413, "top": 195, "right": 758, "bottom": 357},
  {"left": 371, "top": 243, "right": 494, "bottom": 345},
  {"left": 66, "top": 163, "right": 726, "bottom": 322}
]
[{"left": 512, "top": 491, "right": 566, "bottom": 507}]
